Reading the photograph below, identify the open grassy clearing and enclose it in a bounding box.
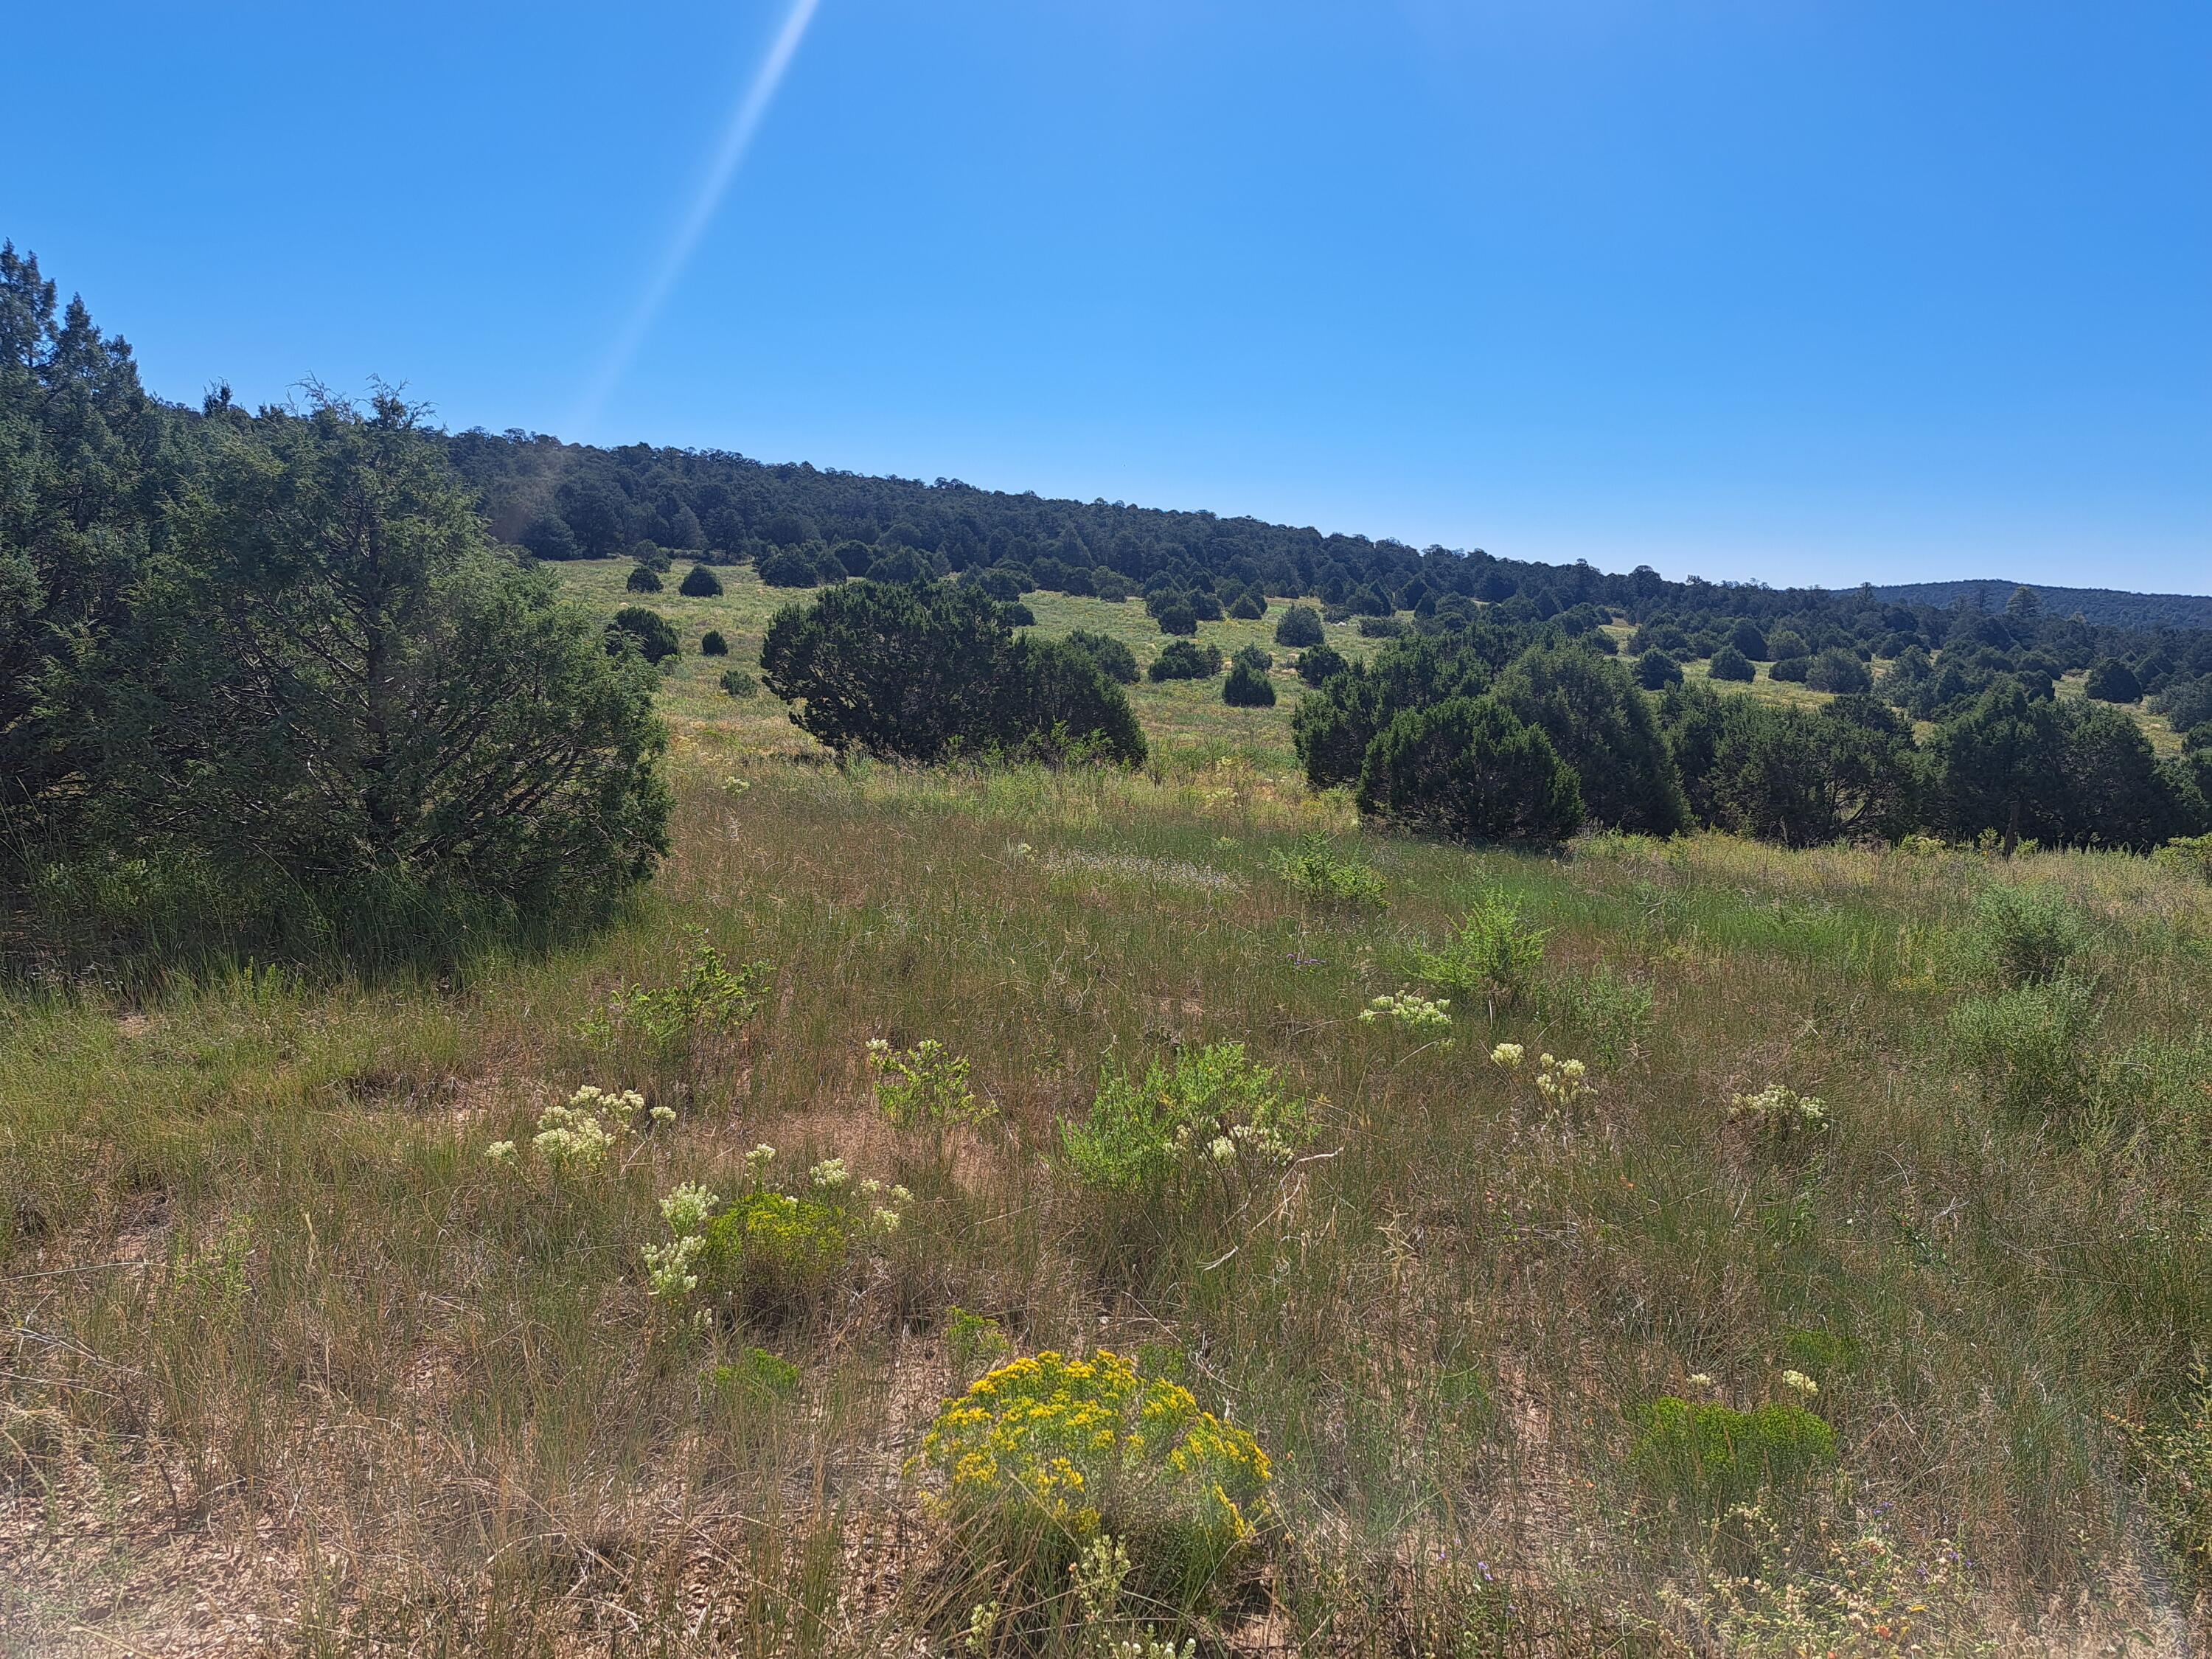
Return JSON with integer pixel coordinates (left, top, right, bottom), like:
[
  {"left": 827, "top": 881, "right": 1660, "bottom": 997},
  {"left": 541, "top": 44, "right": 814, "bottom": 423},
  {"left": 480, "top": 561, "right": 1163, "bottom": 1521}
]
[{"left": 5, "top": 574, "right": 2212, "bottom": 1656}]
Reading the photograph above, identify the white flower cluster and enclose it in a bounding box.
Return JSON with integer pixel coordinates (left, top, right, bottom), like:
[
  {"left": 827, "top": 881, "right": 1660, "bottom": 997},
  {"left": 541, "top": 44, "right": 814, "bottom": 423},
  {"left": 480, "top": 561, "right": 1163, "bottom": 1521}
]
[
  {"left": 1534, "top": 1053, "right": 1590, "bottom": 1109},
  {"left": 641, "top": 1180, "right": 720, "bottom": 1298},
  {"left": 1489, "top": 1042, "right": 1525, "bottom": 1069},
  {"left": 1779, "top": 1368, "right": 1820, "bottom": 1397},
  {"left": 1360, "top": 990, "right": 1453, "bottom": 1035},
  {"left": 1727, "top": 1084, "right": 1829, "bottom": 1135},
  {"left": 486, "top": 1084, "right": 669, "bottom": 1174}
]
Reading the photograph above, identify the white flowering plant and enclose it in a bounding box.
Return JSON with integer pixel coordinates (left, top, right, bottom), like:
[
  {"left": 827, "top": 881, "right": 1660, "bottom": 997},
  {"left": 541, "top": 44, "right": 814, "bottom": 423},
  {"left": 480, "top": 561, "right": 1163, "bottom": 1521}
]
[
  {"left": 485, "top": 1082, "right": 672, "bottom": 1175},
  {"left": 642, "top": 1141, "right": 913, "bottom": 1317},
  {"left": 1727, "top": 1084, "right": 1829, "bottom": 1141},
  {"left": 1487, "top": 1043, "right": 1593, "bottom": 1114},
  {"left": 1060, "top": 1043, "right": 1318, "bottom": 1200},
  {"left": 1360, "top": 990, "right": 1453, "bottom": 1040}
]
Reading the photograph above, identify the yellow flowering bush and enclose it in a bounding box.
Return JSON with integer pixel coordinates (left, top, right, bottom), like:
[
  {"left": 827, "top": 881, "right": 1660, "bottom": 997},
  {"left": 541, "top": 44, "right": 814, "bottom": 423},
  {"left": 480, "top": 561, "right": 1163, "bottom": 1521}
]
[{"left": 917, "top": 1349, "right": 1273, "bottom": 1548}]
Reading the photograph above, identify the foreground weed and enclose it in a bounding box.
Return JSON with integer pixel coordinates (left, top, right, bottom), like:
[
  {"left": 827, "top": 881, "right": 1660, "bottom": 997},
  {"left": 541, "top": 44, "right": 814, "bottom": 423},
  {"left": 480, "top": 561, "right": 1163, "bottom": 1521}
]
[
  {"left": 1414, "top": 893, "right": 1548, "bottom": 1015},
  {"left": 1060, "top": 1043, "right": 1317, "bottom": 1197},
  {"left": 1272, "top": 832, "right": 1387, "bottom": 907},
  {"left": 869, "top": 1037, "right": 995, "bottom": 1131},
  {"left": 486, "top": 1082, "right": 670, "bottom": 1173},
  {"left": 1668, "top": 1504, "right": 1994, "bottom": 1657}
]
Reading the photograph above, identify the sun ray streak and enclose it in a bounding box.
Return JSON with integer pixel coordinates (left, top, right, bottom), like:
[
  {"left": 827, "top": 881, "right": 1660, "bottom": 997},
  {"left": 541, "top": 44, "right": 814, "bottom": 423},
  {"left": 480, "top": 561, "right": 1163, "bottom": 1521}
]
[{"left": 571, "top": 0, "right": 823, "bottom": 438}]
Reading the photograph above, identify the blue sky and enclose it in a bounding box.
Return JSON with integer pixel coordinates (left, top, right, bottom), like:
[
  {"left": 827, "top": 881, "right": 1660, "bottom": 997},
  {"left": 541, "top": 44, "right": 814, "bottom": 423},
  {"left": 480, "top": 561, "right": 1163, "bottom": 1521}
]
[{"left": 8, "top": 1, "right": 2208, "bottom": 590}]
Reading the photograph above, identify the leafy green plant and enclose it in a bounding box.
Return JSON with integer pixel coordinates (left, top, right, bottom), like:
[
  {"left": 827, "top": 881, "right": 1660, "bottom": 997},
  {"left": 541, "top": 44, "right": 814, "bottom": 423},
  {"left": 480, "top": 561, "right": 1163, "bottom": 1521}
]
[
  {"left": 706, "top": 1346, "right": 803, "bottom": 1404},
  {"left": 2155, "top": 832, "right": 2212, "bottom": 884},
  {"left": 580, "top": 930, "right": 772, "bottom": 1073},
  {"left": 945, "top": 1307, "right": 1016, "bottom": 1384},
  {"left": 1060, "top": 1043, "right": 1316, "bottom": 1198},
  {"left": 867, "top": 1037, "right": 995, "bottom": 1132},
  {"left": 1272, "top": 833, "right": 1387, "bottom": 907},
  {"left": 1415, "top": 894, "right": 1549, "bottom": 1015},
  {"left": 1964, "top": 883, "right": 2092, "bottom": 988},
  {"left": 1630, "top": 1396, "right": 1837, "bottom": 1512},
  {"left": 643, "top": 1147, "right": 911, "bottom": 1319},
  {"left": 1948, "top": 974, "right": 2098, "bottom": 1121}
]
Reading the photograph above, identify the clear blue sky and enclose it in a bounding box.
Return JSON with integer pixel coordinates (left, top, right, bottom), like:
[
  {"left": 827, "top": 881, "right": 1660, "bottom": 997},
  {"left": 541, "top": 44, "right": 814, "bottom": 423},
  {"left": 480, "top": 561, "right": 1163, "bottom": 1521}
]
[{"left": 9, "top": 1, "right": 2208, "bottom": 590}]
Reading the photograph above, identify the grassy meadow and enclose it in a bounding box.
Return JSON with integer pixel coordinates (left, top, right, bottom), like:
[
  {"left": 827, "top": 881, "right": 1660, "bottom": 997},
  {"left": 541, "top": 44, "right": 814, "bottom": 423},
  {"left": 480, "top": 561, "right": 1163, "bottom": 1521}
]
[{"left": 5, "top": 564, "right": 2212, "bottom": 1655}]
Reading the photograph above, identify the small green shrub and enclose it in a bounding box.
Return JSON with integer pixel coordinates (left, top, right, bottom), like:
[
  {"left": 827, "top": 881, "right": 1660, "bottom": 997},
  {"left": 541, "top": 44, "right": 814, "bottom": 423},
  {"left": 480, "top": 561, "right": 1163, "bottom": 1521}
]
[
  {"left": 945, "top": 1306, "right": 1016, "bottom": 1384},
  {"left": 626, "top": 563, "right": 664, "bottom": 594},
  {"left": 1630, "top": 1396, "right": 1837, "bottom": 1512},
  {"left": 1965, "top": 883, "right": 2093, "bottom": 987},
  {"left": 706, "top": 1346, "right": 803, "bottom": 1403},
  {"left": 580, "top": 930, "right": 772, "bottom": 1077},
  {"left": 1060, "top": 1043, "right": 1316, "bottom": 1198},
  {"left": 1947, "top": 974, "right": 2097, "bottom": 1121},
  {"left": 700, "top": 629, "right": 728, "bottom": 656},
  {"left": 1272, "top": 832, "right": 1387, "bottom": 907},
  {"left": 678, "top": 562, "right": 724, "bottom": 597},
  {"left": 866, "top": 1037, "right": 995, "bottom": 1132},
  {"left": 2154, "top": 833, "right": 2212, "bottom": 884},
  {"left": 719, "top": 667, "right": 758, "bottom": 698},
  {"left": 1534, "top": 962, "right": 1654, "bottom": 1068},
  {"left": 1414, "top": 893, "right": 1549, "bottom": 1015}
]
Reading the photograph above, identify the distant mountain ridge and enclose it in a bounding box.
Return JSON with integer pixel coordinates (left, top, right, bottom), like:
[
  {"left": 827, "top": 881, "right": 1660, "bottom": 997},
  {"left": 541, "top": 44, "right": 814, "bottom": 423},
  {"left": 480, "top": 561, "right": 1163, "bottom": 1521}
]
[{"left": 1868, "top": 580, "right": 2212, "bottom": 631}]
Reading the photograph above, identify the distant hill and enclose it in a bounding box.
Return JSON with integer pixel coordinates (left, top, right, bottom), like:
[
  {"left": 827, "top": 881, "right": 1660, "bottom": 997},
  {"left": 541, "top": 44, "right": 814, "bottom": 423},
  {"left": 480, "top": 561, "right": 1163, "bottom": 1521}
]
[{"left": 1868, "top": 580, "right": 2212, "bottom": 632}]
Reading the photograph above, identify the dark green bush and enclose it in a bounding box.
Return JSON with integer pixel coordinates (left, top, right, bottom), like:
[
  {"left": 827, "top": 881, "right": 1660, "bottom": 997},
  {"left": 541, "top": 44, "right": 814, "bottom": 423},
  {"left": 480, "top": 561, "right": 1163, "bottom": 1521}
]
[
  {"left": 1296, "top": 644, "right": 1349, "bottom": 686},
  {"left": 1222, "top": 662, "right": 1275, "bottom": 706},
  {"left": 1228, "top": 591, "right": 1265, "bottom": 621},
  {"left": 1232, "top": 644, "right": 1272, "bottom": 673},
  {"left": 1150, "top": 640, "right": 1223, "bottom": 682},
  {"left": 759, "top": 580, "right": 1144, "bottom": 765},
  {"left": 1806, "top": 647, "right": 1873, "bottom": 694},
  {"left": 1065, "top": 629, "right": 1140, "bottom": 684},
  {"left": 1635, "top": 649, "right": 1683, "bottom": 689},
  {"left": 626, "top": 563, "right": 664, "bottom": 594},
  {"left": 1708, "top": 644, "right": 1756, "bottom": 682},
  {"left": 1275, "top": 604, "right": 1325, "bottom": 648},
  {"left": 758, "top": 547, "right": 824, "bottom": 587},
  {"left": 1355, "top": 696, "right": 1583, "bottom": 843},
  {"left": 719, "top": 667, "right": 759, "bottom": 698},
  {"left": 700, "top": 630, "right": 728, "bottom": 656},
  {"left": 610, "top": 605, "right": 681, "bottom": 665},
  {"left": 1770, "top": 654, "right": 1811, "bottom": 683},
  {"left": 1153, "top": 597, "right": 1198, "bottom": 636},
  {"left": 2086, "top": 658, "right": 2143, "bottom": 703},
  {"left": 678, "top": 562, "right": 723, "bottom": 597}
]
